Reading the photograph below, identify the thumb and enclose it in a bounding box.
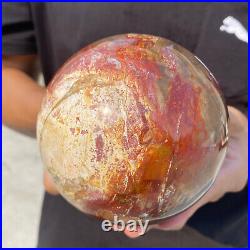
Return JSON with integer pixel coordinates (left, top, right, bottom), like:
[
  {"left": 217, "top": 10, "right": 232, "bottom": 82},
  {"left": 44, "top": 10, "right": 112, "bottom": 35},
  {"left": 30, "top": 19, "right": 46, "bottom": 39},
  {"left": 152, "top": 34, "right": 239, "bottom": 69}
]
[{"left": 44, "top": 171, "right": 59, "bottom": 195}]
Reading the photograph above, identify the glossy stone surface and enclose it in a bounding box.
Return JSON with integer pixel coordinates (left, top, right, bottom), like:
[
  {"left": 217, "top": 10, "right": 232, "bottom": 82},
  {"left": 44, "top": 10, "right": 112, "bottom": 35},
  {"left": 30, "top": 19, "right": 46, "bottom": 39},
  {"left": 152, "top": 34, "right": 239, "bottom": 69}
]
[{"left": 37, "top": 34, "right": 228, "bottom": 222}]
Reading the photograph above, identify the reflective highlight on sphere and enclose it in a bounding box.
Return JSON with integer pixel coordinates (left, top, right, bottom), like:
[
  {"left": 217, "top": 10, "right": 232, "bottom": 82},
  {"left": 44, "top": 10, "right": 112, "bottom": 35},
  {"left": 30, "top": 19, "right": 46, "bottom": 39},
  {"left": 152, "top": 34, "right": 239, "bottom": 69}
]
[{"left": 37, "top": 34, "right": 228, "bottom": 222}]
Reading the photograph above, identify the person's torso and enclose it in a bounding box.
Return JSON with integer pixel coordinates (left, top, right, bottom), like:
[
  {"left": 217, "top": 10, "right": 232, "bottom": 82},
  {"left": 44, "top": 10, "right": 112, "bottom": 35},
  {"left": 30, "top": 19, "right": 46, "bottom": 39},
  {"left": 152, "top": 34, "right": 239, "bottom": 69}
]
[{"left": 30, "top": 3, "right": 208, "bottom": 82}]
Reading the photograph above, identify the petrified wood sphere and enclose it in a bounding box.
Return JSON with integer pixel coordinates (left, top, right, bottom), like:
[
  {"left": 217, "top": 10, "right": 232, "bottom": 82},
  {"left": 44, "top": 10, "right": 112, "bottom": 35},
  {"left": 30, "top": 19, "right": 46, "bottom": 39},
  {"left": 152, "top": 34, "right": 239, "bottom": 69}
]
[{"left": 37, "top": 34, "right": 228, "bottom": 222}]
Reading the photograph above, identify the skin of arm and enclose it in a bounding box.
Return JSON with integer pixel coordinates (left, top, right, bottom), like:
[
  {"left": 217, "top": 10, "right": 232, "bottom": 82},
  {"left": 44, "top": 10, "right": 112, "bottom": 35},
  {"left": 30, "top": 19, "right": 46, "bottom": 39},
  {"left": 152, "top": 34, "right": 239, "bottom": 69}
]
[
  {"left": 2, "top": 55, "right": 55, "bottom": 193},
  {"left": 2, "top": 55, "right": 45, "bottom": 136}
]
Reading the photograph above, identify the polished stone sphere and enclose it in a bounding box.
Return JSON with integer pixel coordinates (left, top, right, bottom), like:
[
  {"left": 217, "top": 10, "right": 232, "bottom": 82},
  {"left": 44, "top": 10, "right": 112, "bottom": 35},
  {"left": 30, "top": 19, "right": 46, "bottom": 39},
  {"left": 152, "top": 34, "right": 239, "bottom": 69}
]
[{"left": 37, "top": 34, "right": 228, "bottom": 222}]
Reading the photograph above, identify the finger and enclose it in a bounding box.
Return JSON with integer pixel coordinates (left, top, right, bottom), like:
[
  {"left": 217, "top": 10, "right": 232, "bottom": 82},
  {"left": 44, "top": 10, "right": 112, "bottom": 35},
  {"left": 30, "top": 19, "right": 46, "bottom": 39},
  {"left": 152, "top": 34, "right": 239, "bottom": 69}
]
[
  {"left": 124, "top": 226, "right": 144, "bottom": 238},
  {"left": 112, "top": 224, "right": 140, "bottom": 238},
  {"left": 155, "top": 176, "right": 224, "bottom": 231},
  {"left": 228, "top": 106, "right": 248, "bottom": 137},
  {"left": 43, "top": 171, "right": 59, "bottom": 195},
  {"left": 155, "top": 202, "right": 200, "bottom": 231}
]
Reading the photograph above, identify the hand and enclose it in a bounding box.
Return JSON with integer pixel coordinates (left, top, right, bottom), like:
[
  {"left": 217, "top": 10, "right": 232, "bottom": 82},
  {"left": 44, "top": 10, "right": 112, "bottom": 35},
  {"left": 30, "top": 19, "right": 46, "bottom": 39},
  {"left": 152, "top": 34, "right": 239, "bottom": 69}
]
[
  {"left": 43, "top": 170, "right": 59, "bottom": 195},
  {"left": 124, "top": 106, "right": 248, "bottom": 238}
]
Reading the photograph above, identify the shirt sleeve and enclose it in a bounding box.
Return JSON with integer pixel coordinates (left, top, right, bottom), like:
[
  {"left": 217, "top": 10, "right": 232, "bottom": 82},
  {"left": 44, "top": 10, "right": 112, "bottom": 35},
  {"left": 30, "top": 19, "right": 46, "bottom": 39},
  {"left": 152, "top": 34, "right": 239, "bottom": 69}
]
[{"left": 3, "top": 2, "right": 37, "bottom": 55}]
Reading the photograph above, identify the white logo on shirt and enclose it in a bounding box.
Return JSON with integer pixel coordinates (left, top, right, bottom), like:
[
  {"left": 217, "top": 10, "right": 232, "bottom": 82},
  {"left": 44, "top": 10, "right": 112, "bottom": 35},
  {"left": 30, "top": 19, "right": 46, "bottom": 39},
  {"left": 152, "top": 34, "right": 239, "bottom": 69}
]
[{"left": 220, "top": 16, "right": 248, "bottom": 43}]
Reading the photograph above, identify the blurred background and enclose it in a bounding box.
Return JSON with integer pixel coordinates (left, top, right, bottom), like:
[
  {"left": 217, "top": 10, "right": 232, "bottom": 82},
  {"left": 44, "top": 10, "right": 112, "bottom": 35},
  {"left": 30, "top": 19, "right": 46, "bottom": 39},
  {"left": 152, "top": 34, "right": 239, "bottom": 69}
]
[{"left": 3, "top": 126, "right": 44, "bottom": 247}]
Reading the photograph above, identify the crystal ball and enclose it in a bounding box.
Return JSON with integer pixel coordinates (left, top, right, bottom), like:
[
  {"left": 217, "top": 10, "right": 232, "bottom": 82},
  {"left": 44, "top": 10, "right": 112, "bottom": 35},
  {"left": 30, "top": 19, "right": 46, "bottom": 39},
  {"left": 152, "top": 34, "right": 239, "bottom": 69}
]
[{"left": 37, "top": 34, "right": 228, "bottom": 222}]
